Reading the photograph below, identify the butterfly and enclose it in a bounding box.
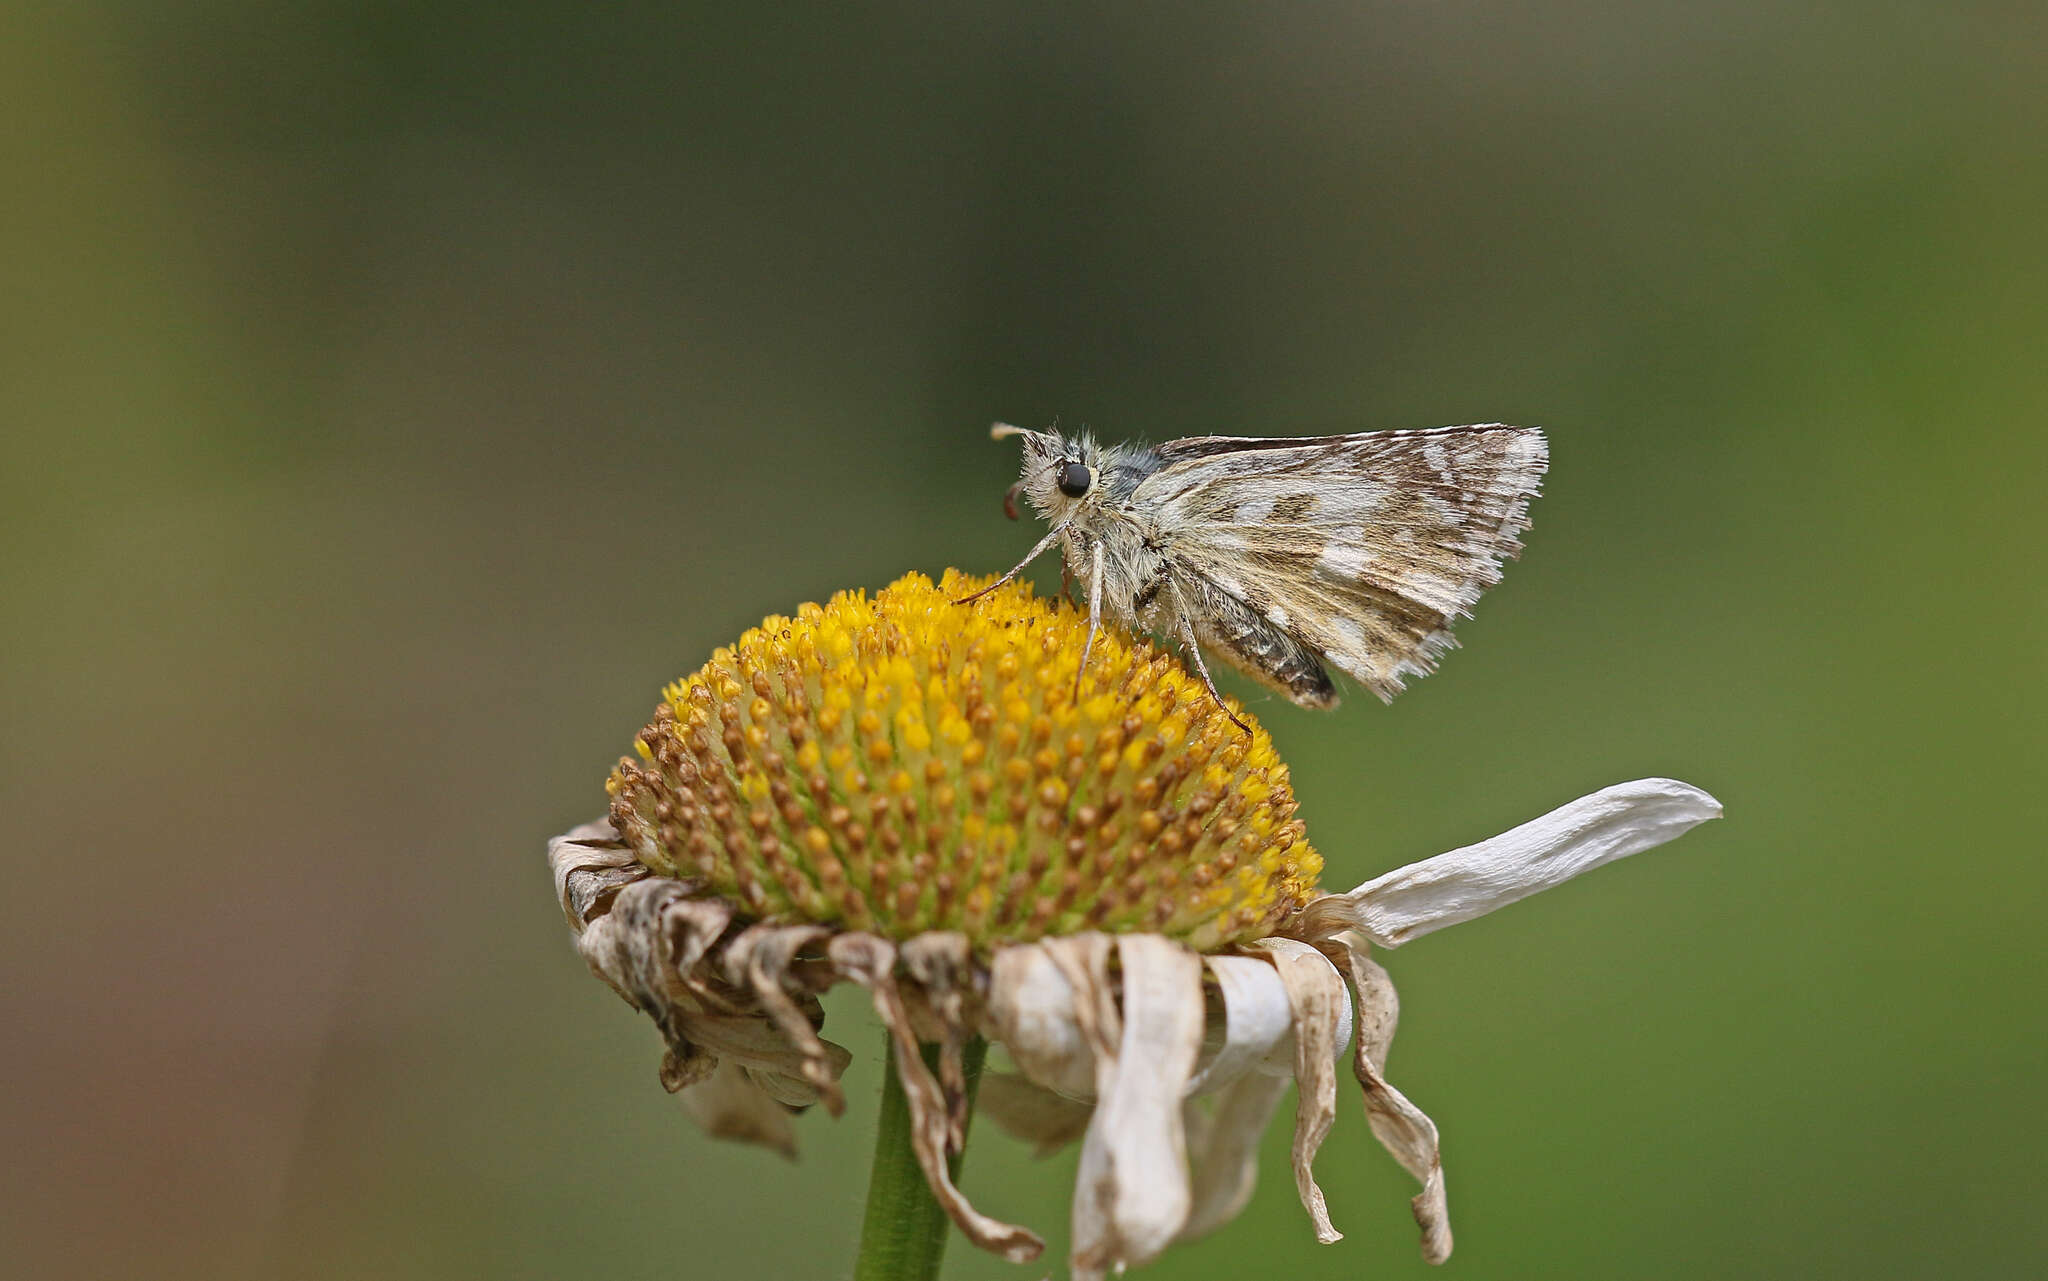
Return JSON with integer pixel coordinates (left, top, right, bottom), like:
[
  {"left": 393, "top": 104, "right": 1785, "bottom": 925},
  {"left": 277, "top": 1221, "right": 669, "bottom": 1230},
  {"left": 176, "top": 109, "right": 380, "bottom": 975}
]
[{"left": 962, "top": 422, "right": 1548, "bottom": 729}]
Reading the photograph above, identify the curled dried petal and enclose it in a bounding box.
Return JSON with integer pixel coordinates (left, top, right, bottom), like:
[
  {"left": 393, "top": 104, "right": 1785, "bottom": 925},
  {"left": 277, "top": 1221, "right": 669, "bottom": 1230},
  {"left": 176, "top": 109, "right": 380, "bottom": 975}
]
[
  {"left": 664, "top": 897, "right": 737, "bottom": 985},
  {"left": 1338, "top": 933, "right": 1400, "bottom": 1076},
  {"left": 1296, "top": 778, "right": 1722, "bottom": 946},
  {"left": 1177, "top": 1070, "right": 1293, "bottom": 1242},
  {"left": 830, "top": 933, "right": 1045, "bottom": 1263},
  {"left": 658, "top": 1041, "right": 717, "bottom": 1093},
  {"left": 1325, "top": 939, "right": 1453, "bottom": 1264},
  {"left": 680, "top": 1058, "right": 797, "bottom": 1157},
  {"left": 901, "top": 932, "right": 976, "bottom": 1149},
  {"left": 1183, "top": 954, "right": 1297, "bottom": 1094},
  {"left": 1244, "top": 937, "right": 1347, "bottom": 1244},
  {"left": 666, "top": 1010, "right": 831, "bottom": 1080},
  {"left": 575, "top": 880, "right": 848, "bottom": 1140},
  {"left": 1069, "top": 935, "right": 1205, "bottom": 1278},
  {"left": 575, "top": 880, "right": 712, "bottom": 1015},
  {"left": 1173, "top": 950, "right": 1324, "bottom": 1242},
  {"left": 579, "top": 880, "right": 734, "bottom": 1015},
  {"left": 977, "top": 1071, "right": 1094, "bottom": 1155},
  {"left": 986, "top": 942, "right": 1097, "bottom": 1099},
  {"left": 744, "top": 1063, "right": 829, "bottom": 1109},
  {"left": 548, "top": 820, "right": 648, "bottom": 932},
  {"left": 1041, "top": 934, "right": 1120, "bottom": 1061},
  {"left": 726, "top": 924, "right": 845, "bottom": 1116}
]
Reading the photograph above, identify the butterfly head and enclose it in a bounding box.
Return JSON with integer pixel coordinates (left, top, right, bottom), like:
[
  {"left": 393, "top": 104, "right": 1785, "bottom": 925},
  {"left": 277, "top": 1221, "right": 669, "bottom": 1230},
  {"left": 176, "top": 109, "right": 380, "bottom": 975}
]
[{"left": 990, "top": 423, "right": 1103, "bottom": 523}]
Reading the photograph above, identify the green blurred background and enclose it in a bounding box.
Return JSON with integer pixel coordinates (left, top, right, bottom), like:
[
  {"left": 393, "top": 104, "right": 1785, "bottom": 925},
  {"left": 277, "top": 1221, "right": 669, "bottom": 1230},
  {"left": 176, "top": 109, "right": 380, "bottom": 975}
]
[{"left": 6, "top": 3, "right": 2043, "bottom": 1278}]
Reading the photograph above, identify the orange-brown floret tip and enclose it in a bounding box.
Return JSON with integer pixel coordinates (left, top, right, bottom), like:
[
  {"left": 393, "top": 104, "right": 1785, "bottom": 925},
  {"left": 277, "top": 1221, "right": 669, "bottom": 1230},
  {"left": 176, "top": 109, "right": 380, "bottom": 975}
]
[{"left": 606, "top": 571, "right": 1324, "bottom": 951}]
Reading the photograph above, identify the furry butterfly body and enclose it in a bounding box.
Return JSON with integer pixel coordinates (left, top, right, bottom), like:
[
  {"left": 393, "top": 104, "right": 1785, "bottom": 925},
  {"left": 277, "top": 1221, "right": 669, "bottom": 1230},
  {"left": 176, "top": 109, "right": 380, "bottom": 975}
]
[{"left": 968, "top": 423, "right": 1548, "bottom": 719}]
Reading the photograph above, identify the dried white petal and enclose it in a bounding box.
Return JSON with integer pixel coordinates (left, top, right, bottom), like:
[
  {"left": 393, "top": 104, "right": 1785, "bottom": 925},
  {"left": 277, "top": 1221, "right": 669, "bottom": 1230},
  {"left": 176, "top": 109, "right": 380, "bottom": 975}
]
[
  {"left": 1175, "top": 946, "right": 1351, "bottom": 1242},
  {"left": 987, "top": 940, "right": 1099, "bottom": 1099},
  {"left": 1183, "top": 955, "right": 1296, "bottom": 1094},
  {"left": 743, "top": 1063, "right": 828, "bottom": 1108},
  {"left": 657, "top": 1040, "right": 718, "bottom": 1092},
  {"left": 1338, "top": 933, "right": 1400, "bottom": 1077},
  {"left": 1041, "top": 934, "right": 1120, "bottom": 1052},
  {"left": 663, "top": 897, "right": 736, "bottom": 981},
  {"left": 1327, "top": 941, "right": 1453, "bottom": 1264},
  {"left": 668, "top": 1010, "right": 835, "bottom": 1080},
  {"left": 1177, "top": 1069, "right": 1293, "bottom": 1241},
  {"left": 572, "top": 878, "right": 849, "bottom": 1147},
  {"left": 577, "top": 880, "right": 732, "bottom": 1010},
  {"left": 1173, "top": 951, "right": 1313, "bottom": 1243},
  {"left": 1244, "top": 937, "right": 1347, "bottom": 1244},
  {"left": 977, "top": 1071, "right": 1095, "bottom": 1155},
  {"left": 726, "top": 924, "right": 845, "bottom": 1116},
  {"left": 1068, "top": 935, "right": 1204, "bottom": 1278},
  {"left": 831, "top": 933, "right": 1044, "bottom": 1263},
  {"left": 1299, "top": 778, "right": 1722, "bottom": 946},
  {"left": 680, "top": 1058, "right": 797, "bottom": 1157},
  {"left": 575, "top": 881, "right": 698, "bottom": 1011},
  {"left": 901, "top": 931, "right": 975, "bottom": 1150},
  {"left": 547, "top": 820, "right": 648, "bottom": 932}
]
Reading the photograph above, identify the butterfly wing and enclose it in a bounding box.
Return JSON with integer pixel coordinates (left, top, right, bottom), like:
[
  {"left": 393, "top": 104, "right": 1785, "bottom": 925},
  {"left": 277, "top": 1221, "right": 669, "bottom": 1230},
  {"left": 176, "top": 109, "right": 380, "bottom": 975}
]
[{"left": 1134, "top": 425, "right": 1548, "bottom": 702}]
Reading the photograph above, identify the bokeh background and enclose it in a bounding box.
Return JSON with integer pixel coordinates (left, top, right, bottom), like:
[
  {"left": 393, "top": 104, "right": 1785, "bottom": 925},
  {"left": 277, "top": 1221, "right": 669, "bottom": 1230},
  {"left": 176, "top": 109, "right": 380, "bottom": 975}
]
[{"left": 6, "top": 3, "right": 2044, "bottom": 1278}]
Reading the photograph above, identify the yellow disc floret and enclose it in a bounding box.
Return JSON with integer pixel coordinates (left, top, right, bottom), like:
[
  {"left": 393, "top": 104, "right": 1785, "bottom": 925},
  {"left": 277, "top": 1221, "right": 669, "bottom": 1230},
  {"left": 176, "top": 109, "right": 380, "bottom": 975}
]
[{"left": 605, "top": 571, "right": 1323, "bottom": 951}]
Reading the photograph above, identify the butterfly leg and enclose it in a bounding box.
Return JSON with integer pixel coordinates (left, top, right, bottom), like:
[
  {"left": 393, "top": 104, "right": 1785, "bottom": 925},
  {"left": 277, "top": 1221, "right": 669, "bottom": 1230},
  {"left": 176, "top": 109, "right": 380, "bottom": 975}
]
[
  {"left": 1175, "top": 616, "right": 1253, "bottom": 738},
  {"left": 954, "top": 518, "right": 1073, "bottom": 605},
  {"left": 1059, "top": 563, "right": 1082, "bottom": 608},
  {"left": 1075, "top": 539, "right": 1104, "bottom": 700}
]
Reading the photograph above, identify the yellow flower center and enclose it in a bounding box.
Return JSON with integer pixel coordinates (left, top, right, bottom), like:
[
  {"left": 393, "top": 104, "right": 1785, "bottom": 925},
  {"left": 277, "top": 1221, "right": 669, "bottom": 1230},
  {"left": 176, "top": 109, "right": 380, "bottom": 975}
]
[{"left": 605, "top": 571, "right": 1323, "bottom": 951}]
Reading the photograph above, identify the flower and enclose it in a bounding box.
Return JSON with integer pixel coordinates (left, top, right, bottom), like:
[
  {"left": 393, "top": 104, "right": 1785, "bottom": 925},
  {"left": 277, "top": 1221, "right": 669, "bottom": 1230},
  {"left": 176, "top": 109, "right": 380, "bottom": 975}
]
[{"left": 548, "top": 571, "right": 1720, "bottom": 1275}]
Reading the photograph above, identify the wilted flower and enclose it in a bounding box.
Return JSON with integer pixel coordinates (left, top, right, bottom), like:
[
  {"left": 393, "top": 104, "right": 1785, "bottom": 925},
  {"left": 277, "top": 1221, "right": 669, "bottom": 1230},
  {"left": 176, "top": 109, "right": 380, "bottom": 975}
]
[{"left": 549, "top": 571, "right": 1719, "bottom": 1276}]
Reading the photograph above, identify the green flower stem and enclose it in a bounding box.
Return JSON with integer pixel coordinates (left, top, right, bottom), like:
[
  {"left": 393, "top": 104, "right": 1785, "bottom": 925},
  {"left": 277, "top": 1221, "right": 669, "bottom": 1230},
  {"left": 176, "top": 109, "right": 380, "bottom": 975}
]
[{"left": 854, "top": 1034, "right": 988, "bottom": 1281}]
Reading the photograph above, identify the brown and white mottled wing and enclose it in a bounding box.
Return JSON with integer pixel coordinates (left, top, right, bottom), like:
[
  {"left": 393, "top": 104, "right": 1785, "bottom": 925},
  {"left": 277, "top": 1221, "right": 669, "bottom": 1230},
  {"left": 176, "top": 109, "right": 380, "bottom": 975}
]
[{"left": 1136, "top": 425, "right": 1547, "bottom": 702}]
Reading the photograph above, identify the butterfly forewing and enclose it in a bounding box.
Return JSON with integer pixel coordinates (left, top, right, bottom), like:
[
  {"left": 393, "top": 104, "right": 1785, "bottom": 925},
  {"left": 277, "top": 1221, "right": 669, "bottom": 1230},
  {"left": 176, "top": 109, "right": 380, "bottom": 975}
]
[{"left": 1135, "top": 425, "right": 1548, "bottom": 702}]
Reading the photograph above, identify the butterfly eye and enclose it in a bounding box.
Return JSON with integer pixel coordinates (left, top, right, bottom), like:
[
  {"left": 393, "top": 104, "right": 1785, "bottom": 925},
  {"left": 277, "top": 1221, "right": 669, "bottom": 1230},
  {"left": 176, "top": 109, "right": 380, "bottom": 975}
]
[{"left": 1057, "top": 461, "right": 1093, "bottom": 498}]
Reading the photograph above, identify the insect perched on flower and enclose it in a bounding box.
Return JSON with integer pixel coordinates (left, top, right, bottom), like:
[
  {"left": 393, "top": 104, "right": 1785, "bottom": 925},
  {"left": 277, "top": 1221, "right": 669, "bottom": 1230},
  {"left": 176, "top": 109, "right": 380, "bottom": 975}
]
[{"left": 964, "top": 422, "right": 1549, "bottom": 727}]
